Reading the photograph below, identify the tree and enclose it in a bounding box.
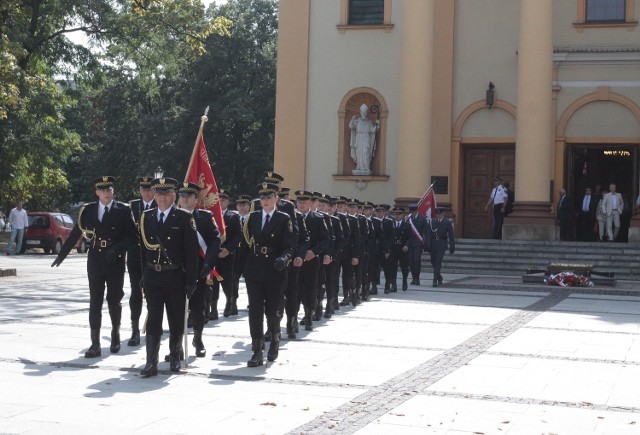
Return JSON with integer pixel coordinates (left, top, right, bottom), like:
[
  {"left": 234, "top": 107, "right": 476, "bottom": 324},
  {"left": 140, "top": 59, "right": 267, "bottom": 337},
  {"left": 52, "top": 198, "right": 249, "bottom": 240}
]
[{"left": 0, "top": 0, "right": 231, "bottom": 210}]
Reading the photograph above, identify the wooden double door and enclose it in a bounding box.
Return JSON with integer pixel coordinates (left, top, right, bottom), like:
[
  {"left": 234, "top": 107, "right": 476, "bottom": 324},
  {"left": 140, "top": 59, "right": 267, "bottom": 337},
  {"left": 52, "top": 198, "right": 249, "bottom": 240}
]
[{"left": 462, "top": 146, "right": 515, "bottom": 238}]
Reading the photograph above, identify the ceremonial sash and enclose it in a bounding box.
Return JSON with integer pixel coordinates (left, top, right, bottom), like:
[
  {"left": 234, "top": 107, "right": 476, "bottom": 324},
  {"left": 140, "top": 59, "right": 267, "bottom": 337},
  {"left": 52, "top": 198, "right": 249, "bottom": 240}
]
[
  {"left": 197, "top": 229, "right": 223, "bottom": 283},
  {"left": 407, "top": 216, "right": 424, "bottom": 244}
]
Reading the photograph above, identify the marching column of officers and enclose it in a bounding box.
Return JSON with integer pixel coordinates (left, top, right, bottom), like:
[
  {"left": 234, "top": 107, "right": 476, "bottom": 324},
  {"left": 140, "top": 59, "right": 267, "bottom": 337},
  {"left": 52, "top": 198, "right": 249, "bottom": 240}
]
[{"left": 51, "top": 171, "right": 454, "bottom": 376}]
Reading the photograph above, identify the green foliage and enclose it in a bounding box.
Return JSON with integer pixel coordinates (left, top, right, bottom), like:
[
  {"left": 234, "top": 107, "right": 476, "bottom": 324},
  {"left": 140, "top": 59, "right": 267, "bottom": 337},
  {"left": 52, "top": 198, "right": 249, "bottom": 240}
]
[{"left": 0, "top": 0, "right": 276, "bottom": 211}]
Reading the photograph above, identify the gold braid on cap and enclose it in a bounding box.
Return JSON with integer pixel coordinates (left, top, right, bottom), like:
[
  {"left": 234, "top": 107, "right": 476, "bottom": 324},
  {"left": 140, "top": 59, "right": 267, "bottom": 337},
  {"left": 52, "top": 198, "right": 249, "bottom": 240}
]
[
  {"left": 140, "top": 212, "right": 160, "bottom": 251},
  {"left": 243, "top": 213, "right": 254, "bottom": 248},
  {"left": 77, "top": 205, "right": 95, "bottom": 238}
]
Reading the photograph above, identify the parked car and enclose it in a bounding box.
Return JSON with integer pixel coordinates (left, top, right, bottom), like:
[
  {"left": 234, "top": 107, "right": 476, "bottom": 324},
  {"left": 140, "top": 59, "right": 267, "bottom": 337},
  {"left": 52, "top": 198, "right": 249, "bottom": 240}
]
[{"left": 21, "top": 212, "right": 87, "bottom": 254}]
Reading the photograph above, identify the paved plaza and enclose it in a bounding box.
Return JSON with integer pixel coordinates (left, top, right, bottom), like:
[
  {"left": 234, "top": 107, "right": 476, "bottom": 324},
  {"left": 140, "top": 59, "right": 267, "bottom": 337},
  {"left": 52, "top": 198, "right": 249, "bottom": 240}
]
[{"left": 0, "top": 252, "right": 639, "bottom": 434}]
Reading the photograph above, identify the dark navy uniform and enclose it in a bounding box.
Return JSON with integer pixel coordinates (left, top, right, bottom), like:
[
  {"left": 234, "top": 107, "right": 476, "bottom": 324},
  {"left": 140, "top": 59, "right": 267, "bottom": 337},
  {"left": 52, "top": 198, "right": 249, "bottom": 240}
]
[
  {"left": 188, "top": 205, "right": 221, "bottom": 355},
  {"left": 244, "top": 182, "right": 293, "bottom": 367},
  {"left": 52, "top": 176, "right": 137, "bottom": 358},
  {"left": 126, "top": 177, "right": 156, "bottom": 346},
  {"left": 388, "top": 208, "right": 410, "bottom": 292},
  {"left": 295, "top": 191, "right": 330, "bottom": 330},
  {"left": 285, "top": 210, "right": 309, "bottom": 338},
  {"left": 337, "top": 197, "right": 361, "bottom": 306},
  {"left": 370, "top": 205, "right": 391, "bottom": 294},
  {"left": 316, "top": 195, "right": 344, "bottom": 319},
  {"left": 406, "top": 206, "right": 428, "bottom": 285},
  {"left": 231, "top": 194, "right": 252, "bottom": 313},
  {"left": 139, "top": 178, "right": 199, "bottom": 376},
  {"left": 213, "top": 197, "right": 243, "bottom": 319},
  {"left": 425, "top": 209, "right": 455, "bottom": 287}
]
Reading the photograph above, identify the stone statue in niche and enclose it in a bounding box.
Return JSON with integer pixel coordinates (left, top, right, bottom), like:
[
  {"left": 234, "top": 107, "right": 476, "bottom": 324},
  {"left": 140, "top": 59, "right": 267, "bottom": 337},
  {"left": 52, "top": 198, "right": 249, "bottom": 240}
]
[{"left": 349, "top": 103, "right": 379, "bottom": 176}]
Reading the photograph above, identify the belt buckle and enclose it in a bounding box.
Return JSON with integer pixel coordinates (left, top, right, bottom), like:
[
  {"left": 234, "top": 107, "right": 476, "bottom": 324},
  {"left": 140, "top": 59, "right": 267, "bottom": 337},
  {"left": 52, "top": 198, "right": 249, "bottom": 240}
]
[
  {"left": 100, "top": 240, "right": 107, "bottom": 248},
  {"left": 260, "top": 247, "right": 268, "bottom": 254},
  {"left": 155, "top": 264, "right": 162, "bottom": 272}
]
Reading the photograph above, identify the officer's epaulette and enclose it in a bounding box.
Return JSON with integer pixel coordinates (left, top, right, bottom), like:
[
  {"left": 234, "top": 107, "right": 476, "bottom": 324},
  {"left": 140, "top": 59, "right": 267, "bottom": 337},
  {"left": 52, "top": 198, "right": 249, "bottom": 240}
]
[
  {"left": 175, "top": 207, "right": 192, "bottom": 217},
  {"left": 197, "top": 208, "right": 213, "bottom": 216},
  {"left": 226, "top": 209, "right": 240, "bottom": 215},
  {"left": 116, "top": 200, "right": 131, "bottom": 208},
  {"left": 129, "top": 198, "right": 141, "bottom": 206}
]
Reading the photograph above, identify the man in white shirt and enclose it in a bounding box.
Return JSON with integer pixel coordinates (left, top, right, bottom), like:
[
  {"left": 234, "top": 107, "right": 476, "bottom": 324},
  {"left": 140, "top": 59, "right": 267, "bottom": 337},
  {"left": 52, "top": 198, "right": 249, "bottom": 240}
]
[
  {"left": 602, "top": 182, "right": 623, "bottom": 242},
  {"left": 483, "top": 176, "right": 508, "bottom": 239},
  {"left": 5, "top": 201, "right": 28, "bottom": 255}
]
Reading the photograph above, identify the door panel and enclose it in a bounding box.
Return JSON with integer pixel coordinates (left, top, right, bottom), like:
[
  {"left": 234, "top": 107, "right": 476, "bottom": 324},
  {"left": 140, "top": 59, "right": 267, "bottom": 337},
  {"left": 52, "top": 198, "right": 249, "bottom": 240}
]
[{"left": 463, "top": 146, "right": 515, "bottom": 238}]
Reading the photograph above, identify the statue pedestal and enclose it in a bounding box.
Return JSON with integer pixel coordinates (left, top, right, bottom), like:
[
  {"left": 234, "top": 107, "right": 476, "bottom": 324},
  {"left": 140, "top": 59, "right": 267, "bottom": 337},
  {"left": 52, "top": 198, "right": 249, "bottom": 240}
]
[{"left": 352, "top": 169, "right": 372, "bottom": 176}]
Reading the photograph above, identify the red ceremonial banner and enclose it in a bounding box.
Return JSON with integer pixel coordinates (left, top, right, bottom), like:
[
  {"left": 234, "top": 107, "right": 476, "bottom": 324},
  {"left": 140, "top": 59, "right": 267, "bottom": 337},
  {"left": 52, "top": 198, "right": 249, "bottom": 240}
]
[
  {"left": 417, "top": 183, "right": 437, "bottom": 220},
  {"left": 185, "top": 132, "right": 226, "bottom": 240}
]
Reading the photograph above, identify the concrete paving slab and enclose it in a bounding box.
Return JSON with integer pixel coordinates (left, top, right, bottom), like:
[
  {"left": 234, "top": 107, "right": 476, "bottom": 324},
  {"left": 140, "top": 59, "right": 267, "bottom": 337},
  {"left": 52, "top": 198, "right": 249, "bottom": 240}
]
[{"left": 1, "top": 254, "right": 639, "bottom": 434}]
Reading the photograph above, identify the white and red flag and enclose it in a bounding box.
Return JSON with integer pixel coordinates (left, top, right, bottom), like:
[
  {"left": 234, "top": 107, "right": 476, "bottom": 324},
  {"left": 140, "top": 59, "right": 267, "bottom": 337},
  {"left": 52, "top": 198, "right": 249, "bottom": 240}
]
[{"left": 417, "top": 182, "right": 437, "bottom": 220}]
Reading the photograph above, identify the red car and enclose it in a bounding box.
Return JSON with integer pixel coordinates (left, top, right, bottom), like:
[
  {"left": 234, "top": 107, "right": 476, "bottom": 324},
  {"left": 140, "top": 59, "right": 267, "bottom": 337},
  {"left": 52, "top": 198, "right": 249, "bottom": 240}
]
[{"left": 21, "top": 212, "right": 87, "bottom": 254}]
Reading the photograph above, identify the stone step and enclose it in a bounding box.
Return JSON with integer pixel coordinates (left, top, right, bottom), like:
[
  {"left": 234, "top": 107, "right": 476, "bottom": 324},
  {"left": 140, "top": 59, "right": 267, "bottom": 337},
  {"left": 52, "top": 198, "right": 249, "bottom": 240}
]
[{"left": 420, "top": 238, "right": 640, "bottom": 279}]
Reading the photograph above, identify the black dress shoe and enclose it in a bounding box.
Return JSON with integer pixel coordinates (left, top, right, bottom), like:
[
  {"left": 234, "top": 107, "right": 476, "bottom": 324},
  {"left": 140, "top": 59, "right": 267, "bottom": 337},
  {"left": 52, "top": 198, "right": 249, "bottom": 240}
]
[
  {"left": 370, "top": 285, "right": 378, "bottom": 295},
  {"left": 410, "top": 280, "right": 418, "bottom": 285},
  {"left": 339, "top": 297, "right": 350, "bottom": 306},
  {"left": 128, "top": 330, "right": 140, "bottom": 347},
  {"left": 85, "top": 343, "right": 101, "bottom": 358},
  {"left": 164, "top": 349, "right": 184, "bottom": 362},
  {"left": 110, "top": 328, "right": 121, "bottom": 353},
  {"left": 390, "top": 283, "right": 397, "bottom": 293},
  {"left": 299, "top": 317, "right": 306, "bottom": 326},
  {"left": 438, "top": 279, "right": 443, "bottom": 286},
  {"left": 209, "top": 310, "right": 218, "bottom": 321},
  {"left": 223, "top": 301, "right": 231, "bottom": 317},
  {"left": 267, "top": 333, "right": 280, "bottom": 362},
  {"left": 304, "top": 314, "right": 313, "bottom": 331},
  {"left": 230, "top": 302, "right": 238, "bottom": 315},
  {"left": 402, "top": 279, "right": 408, "bottom": 291},
  {"left": 140, "top": 363, "right": 158, "bottom": 378},
  {"left": 432, "top": 279, "right": 439, "bottom": 287},
  {"left": 247, "top": 339, "right": 264, "bottom": 367},
  {"left": 287, "top": 328, "right": 296, "bottom": 339},
  {"left": 323, "top": 307, "right": 333, "bottom": 319}
]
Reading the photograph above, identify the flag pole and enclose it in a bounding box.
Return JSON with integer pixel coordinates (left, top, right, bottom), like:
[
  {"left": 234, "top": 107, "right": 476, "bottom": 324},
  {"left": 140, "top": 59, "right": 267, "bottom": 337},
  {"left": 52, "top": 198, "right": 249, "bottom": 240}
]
[
  {"left": 185, "top": 106, "right": 210, "bottom": 182},
  {"left": 418, "top": 181, "right": 436, "bottom": 204}
]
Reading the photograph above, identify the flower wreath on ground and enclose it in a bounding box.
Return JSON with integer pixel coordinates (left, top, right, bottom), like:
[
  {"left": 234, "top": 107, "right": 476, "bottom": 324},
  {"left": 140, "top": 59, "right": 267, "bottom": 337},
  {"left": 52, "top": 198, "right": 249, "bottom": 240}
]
[{"left": 545, "top": 271, "right": 594, "bottom": 287}]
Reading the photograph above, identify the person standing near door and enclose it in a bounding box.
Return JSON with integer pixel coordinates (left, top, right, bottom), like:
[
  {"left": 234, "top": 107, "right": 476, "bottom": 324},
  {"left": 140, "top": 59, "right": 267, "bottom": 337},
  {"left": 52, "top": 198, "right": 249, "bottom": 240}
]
[
  {"left": 603, "top": 182, "right": 623, "bottom": 242},
  {"left": 576, "top": 187, "right": 597, "bottom": 242},
  {"left": 557, "top": 188, "right": 572, "bottom": 241},
  {"left": 483, "top": 176, "right": 507, "bottom": 239}
]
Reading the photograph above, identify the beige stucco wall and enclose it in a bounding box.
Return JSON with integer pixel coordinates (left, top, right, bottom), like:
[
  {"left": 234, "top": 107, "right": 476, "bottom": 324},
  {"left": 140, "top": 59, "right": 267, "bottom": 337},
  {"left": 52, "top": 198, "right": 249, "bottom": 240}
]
[
  {"left": 452, "top": 0, "right": 521, "bottom": 134},
  {"left": 277, "top": 0, "right": 640, "bottom": 208},
  {"left": 565, "top": 101, "right": 640, "bottom": 137},
  {"left": 303, "top": 0, "right": 402, "bottom": 200}
]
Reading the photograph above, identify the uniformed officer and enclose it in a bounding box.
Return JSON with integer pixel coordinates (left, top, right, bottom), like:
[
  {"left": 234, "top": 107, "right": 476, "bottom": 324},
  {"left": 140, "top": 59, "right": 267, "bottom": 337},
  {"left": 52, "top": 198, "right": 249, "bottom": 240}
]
[
  {"left": 138, "top": 177, "right": 199, "bottom": 377},
  {"left": 295, "top": 190, "right": 329, "bottom": 331},
  {"left": 336, "top": 196, "right": 360, "bottom": 306},
  {"left": 373, "top": 204, "right": 393, "bottom": 294},
  {"left": 284, "top": 204, "right": 308, "bottom": 339},
  {"left": 406, "top": 204, "right": 428, "bottom": 285},
  {"left": 126, "top": 176, "right": 156, "bottom": 346},
  {"left": 232, "top": 194, "right": 252, "bottom": 309},
  {"left": 362, "top": 202, "right": 382, "bottom": 295},
  {"left": 51, "top": 176, "right": 137, "bottom": 358},
  {"left": 329, "top": 197, "right": 350, "bottom": 312},
  {"left": 315, "top": 194, "right": 344, "bottom": 319},
  {"left": 425, "top": 207, "right": 455, "bottom": 287},
  {"left": 254, "top": 172, "right": 299, "bottom": 343},
  {"left": 243, "top": 182, "right": 293, "bottom": 366},
  {"left": 347, "top": 198, "right": 368, "bottom": 305},
  {"left": 388, "top": 207, "right": 410, "bottom": 292},
  {"left": 213, "top": 189, "right": 242, "bottom": 319},
  {"left": 177, "top": 182, "right": 221, "bottom": 358}
]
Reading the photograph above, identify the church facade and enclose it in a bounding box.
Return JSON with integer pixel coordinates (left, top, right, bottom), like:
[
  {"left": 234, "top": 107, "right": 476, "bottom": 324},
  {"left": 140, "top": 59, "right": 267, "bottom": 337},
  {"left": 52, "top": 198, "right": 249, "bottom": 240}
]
[{"left": 273, "top": 0, "right": 640, "bottom": 240}]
